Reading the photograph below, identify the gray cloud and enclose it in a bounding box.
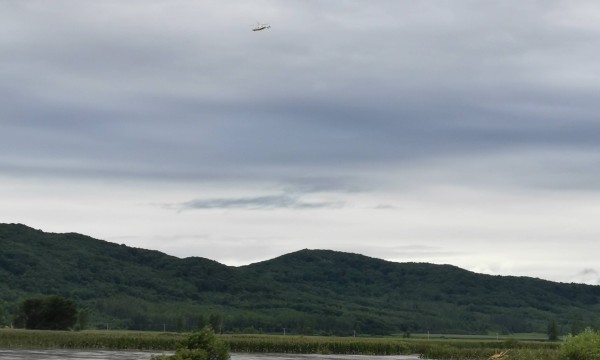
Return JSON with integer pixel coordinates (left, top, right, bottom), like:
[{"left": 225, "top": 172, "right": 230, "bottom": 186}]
[
  {"left": 3, "top": 2, "right": 600, "bottom": 158},
  {"left": 572, "top": 268, "right": 600, "bottom": 285},
  {"left": 175, "top": 194, "right": 344, "bottom": 211},
  {"left": 580, "top": 268, "right": 598, "bottom": 275}
]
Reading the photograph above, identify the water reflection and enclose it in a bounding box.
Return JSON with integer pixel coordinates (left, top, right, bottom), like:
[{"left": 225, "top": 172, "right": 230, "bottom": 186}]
[{"left": 0, "top": 350, "right": 421, "bottom": 360}]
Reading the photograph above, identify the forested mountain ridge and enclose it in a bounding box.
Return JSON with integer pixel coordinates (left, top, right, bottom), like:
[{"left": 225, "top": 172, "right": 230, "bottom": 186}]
[{"left": 1, "top": 223, "right": 599, "bottom": 335}]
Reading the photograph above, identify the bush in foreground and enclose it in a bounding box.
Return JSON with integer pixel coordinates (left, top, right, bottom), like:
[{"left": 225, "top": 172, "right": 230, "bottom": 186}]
[
  {"left": 560, "top": 328, "right": 600, "bottom": 360},
  {"left": 152, "top": 326, "right": 229, "bottom": 360}
]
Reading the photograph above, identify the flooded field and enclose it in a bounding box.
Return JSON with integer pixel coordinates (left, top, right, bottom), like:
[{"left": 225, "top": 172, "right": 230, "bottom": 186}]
[{"left": 0, "top": 350, "right": 422, "bottom": 360}]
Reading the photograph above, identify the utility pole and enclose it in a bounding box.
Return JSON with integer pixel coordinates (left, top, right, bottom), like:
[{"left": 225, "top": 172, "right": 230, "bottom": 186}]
[{"left": 283, "top": 328, "right": 286, "bottom": 336}]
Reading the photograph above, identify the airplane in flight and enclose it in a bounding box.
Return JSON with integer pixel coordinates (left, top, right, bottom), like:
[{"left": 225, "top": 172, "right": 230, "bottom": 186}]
[{"left": 251, "top": 22, "right": 271, "bottom": 31}]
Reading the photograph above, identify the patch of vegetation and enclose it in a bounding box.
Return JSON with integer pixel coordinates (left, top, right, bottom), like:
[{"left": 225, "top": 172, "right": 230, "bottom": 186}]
[
  {"left": 13, "top": 296, "right": 77, "bottom": 330},
  {"left": 0, "top": 328, "right": 183, "bottom": 350},
  {"left": 152, "top": 326, "right": 229, "bottom": 360},
  {"left": 560, "top": 328, "right": 600, "bottom": 360}
]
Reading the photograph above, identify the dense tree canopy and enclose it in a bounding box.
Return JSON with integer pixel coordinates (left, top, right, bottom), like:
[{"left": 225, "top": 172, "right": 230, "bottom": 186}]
[{"left": 14, "top": 295, "right": 77, "bottom": 330}]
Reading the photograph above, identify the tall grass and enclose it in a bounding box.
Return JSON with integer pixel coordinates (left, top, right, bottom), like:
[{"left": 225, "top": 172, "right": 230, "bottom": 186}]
[
  {"left": 0, "top": 329, "right": 183, "bottom": 350},
  {"left": 223, "top": 334, "right": 560, "bottom": 359}
]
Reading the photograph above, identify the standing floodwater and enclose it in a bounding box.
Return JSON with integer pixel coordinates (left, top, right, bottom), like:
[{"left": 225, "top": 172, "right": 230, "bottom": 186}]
[{"left": 0, "top": 351, "right": 422, "bottom": 360}]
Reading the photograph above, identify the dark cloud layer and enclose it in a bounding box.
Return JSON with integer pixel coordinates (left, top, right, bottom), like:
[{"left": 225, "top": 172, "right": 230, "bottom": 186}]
[
  {"left": 3, "top": 2, "right": 600, "bottom": 176},
  {"left": 178, "top": 194, "right": 343, "bottom": 210},
  {"left": 1, "top": 1, "right": 599, "bottom": 197}
]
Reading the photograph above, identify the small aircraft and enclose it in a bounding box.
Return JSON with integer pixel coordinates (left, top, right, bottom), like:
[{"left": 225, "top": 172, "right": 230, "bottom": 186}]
[{"left": 251, "top": 22, "right": 271, "bottom": 31}]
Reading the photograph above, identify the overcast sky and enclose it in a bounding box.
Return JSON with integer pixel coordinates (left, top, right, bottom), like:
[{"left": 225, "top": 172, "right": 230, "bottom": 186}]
[{"left": 2, "top": 0, "right": 600, "bottom": 285}]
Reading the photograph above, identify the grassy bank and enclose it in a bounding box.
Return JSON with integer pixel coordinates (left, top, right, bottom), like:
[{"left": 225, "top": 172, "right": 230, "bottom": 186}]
[{"left": 0, "top": 329, "right": 561, "bottom": 360}]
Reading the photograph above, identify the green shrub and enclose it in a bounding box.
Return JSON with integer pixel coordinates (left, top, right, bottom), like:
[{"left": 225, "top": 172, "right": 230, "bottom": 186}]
[
  {"left": 560, "top": 328, "right": 600, "bottom": 360},
  {"left": 153, "top": 326, "right": 229, "bottom": 360}
]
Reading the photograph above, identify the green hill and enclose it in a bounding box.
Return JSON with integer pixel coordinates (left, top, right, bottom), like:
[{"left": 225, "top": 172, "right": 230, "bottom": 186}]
[{"left": 1, "top": 223, "right": 598, "bottom": 335}]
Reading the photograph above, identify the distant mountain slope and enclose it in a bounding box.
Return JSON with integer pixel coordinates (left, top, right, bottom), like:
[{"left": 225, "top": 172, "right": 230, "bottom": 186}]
[
  {"left": 240, "top": 249, "right": 600, "bottom": 334},
  {"left": 1, "top": 223, "right": 598, "bottom": 335},
  {"left": 0, "top": 224, "right": 233, "bottom": 300}
]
